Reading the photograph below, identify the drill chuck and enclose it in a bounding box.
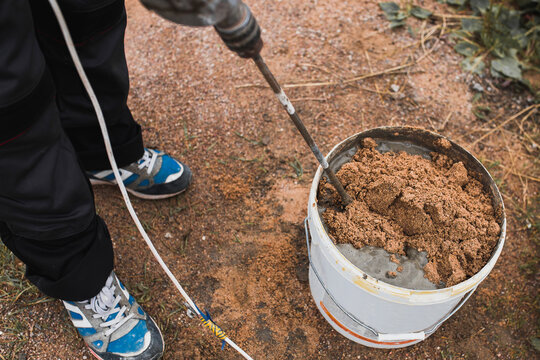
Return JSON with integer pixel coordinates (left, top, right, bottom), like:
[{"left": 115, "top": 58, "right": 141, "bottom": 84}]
[{"left": 215, "top": 2, "right": 263, "bottom": 58}]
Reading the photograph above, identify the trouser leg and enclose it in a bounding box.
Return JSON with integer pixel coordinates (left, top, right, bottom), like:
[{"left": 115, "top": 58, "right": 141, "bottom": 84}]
[
  {"left": 29, "top": 0, "right": 144, "bottom": 171},
  {"left": 0, "top": 0, "right": 113, "bottom": 301}
]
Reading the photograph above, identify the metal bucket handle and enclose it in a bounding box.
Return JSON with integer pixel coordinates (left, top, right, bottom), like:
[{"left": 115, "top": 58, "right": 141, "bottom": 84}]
[{"left": 304, "top": 217, "right": 476, "bottom": 342}]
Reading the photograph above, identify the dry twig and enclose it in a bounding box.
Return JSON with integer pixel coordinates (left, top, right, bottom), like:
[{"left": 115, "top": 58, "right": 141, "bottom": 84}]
[
  {"left": 433, "top": 13, "right": 482, "bottom": 20},
  {"left": 364, "top": 50, "right": 384, "bottom": 102},
  {"left": 438, "top": 111, "right": 453, "bottom": 131},
  {"left": 471, "top": 105, "right": 540, "bottom": 147},
  {"left": 290, "top": 97, "right": 327, "bottom": 102},
  {"left": 500, "top": 165, "right": 540, "bottom": 183}
]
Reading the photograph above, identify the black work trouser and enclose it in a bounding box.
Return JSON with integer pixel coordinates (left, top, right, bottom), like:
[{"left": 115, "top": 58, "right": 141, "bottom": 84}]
[{"left": 0, "top": 0, "right": 144, "bottom": 300}]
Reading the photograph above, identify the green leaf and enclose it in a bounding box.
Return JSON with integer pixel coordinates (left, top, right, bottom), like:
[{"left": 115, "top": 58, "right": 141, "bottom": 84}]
[
  {"left": 491, "top": 56, "right": 522, "bottom": 80},
  {"left": 470, "top": 0, "right": 490, "bottom": 13},
  {"left": 491, "top": 45, "right": 508, "bottom": 59},
  {"left": 473, "top": 108, "right": 488, "bottom": 120},
  {"left": 500, "top": 9, "right": 521, "bottom": 31},
  {"left": 511, "top": 28, "right": 528, "bottom": 49},
  {"left": 449, "top": 30, "right": 470, "bottom": 41},
  {"left": 379, "top": 2, "right": 409, "bottom": 28},
  {"left": 476, "top": 105, "right": 491, "bottom": 112},
  {"left": 461, "top": 18, "right": 483, "bottom": 32},
  {"left": 447, "top": 0, "right": 466, "bottom": 5},
  {"left": 530, "top": 337, "right": 540, "bottom": 352},
  {"left": 379, "top": 2, "right": 401, "bottom": 19},
  {"left": 410, "top": 6, "right": 433, "bottom": 19},
  {"left": 461, "top": 56, "right": 486, "bottom": 74},
  {"left": 472, "top": 92, "right": 482, "bottom": 103},
  {"left": 454, "top": 41, "right": 480, "bottom": 56},
  {"left": 390, "top": 19, "right": 407, "bottom": 28},
  {"left": 395, "top": 11, "right": 408, "bottom": 20}
]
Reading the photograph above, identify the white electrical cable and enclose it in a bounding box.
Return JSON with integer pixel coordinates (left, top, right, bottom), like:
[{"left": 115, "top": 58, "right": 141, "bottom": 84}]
[{"left": 47, "top": 1, "right": 253, "bottom": 359}]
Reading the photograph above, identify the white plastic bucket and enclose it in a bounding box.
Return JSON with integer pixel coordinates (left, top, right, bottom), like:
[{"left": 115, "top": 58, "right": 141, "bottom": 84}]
[{"left": 306, "top": 127, "right": 506, "bottom": 348}]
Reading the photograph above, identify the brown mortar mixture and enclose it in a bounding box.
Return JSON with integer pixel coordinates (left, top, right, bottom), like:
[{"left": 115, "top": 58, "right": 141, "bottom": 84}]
[{"left": 319, "top": 138, "right": 501, "bottom": 287}]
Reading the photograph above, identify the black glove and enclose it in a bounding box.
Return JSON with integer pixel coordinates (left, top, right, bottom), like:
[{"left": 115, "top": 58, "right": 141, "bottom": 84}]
[{"left": 214, "top": 2, "right": 263, "bottom": 58}]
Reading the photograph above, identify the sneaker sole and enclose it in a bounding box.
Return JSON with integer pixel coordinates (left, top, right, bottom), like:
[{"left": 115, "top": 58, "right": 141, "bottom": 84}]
[
  {"left": 90, "top": 179, "right": 188, "bottom": 200},
  {"left": 86, "top": 317, "right": 165, "bottom": 360}
]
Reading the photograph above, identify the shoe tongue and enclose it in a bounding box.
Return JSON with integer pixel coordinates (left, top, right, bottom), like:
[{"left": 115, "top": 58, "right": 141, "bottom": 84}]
[
  {"left": 105, "top": 273, "right": 114, "bottom": 288},
  {"left": 96, "top": 274, "right": 117, "bottom": 311},
  {"left": 99, "top": 291, "right": 115, "bottom": 308}
]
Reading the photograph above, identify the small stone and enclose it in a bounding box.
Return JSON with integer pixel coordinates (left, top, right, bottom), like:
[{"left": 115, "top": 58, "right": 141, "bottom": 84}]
[
  {"left": 390, "top": 84, "right": 400, "bottom": 92},
  {"left": 202, "top": 236, "right": 207, "bottom": 241},
  {"left": 472, "top": 83, "right": 484, "bottom": 92},
  {"left": 411, "top": 90, "right": 426, "bottom": 103},
  {"left": 164, "top": 232, "right": 172, "bottom": 238},
  {"left": 390, "top": 92, "right": 405, "bottom": 100}
]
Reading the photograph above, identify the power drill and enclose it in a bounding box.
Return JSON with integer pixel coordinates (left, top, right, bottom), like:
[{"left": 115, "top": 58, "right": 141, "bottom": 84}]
[
  {"left": 140, "top": 0, "right": 353, "bottom": 204},
  {"left": 140, "top": 0, "right": 263, "bottom": 58}
]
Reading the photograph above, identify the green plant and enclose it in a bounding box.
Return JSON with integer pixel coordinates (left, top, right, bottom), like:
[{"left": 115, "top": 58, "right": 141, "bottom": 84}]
[
  {"left": 289, "top": 156, "right": 304, "bottom": 179},
  {"left": 378, "top": 1, "right": 540, "bottom": 91},
  {"left": 451, "top": 0, "right": 539, "bottom": 88},
  {"left": 379, "top": 2, "right": 432, "bottom": 28}
]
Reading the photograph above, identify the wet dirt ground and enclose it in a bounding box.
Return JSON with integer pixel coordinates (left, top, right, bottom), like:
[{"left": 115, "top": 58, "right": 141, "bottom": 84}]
[{"left": 0, "top": 0, "right": 538, "bottom": 359}]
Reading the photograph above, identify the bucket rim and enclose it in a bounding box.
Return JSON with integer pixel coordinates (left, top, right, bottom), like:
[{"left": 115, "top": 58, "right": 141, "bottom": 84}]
[{"left": 308, "top": 126, "right": 507, "bottom": 300}]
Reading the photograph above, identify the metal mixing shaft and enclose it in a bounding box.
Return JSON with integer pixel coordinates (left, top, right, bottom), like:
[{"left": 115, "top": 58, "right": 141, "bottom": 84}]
[{"left": 252, "top": 55, "right": 353, "bottom": 206}]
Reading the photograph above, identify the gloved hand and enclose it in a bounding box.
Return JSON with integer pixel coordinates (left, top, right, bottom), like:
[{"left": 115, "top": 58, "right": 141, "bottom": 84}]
[
  {"left": 140, "top": 0, "right": 263, "bottom": 58},
  {"left": 140, "top": 0, "right": 240, "bottom": 27}
]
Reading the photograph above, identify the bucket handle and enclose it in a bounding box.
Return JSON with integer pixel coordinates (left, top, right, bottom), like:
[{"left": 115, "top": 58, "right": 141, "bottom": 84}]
[{"left": 304, "top": 217, "right": 477, "bottom": 342}]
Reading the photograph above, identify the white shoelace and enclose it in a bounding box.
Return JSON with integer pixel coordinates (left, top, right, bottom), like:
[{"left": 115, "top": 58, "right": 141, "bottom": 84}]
[
  {"left": 137, "top": 149, "right": 159, "bottom": 175},
  {"left": 81, "top": 275, "right": 135, "bottom": 337}
]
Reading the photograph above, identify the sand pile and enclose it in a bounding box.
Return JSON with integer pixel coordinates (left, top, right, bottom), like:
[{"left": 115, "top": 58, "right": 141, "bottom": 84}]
[{"left": 319, "top": 138, "right": 501, "bottom": 287}]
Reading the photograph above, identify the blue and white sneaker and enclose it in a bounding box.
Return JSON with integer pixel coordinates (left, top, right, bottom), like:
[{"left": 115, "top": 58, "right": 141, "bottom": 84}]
[
  {"left": 63, "top": 272, "right": 164, "bottom": 360},
  {"left": 88, "top": 148, "right": 192, "bottom": 200}
]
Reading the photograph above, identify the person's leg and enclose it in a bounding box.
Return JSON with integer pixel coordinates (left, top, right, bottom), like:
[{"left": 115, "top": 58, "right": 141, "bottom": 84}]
[
  {"left": 0, "top": 2, "right": 164, "bottom": 358},
  {"left": 28, "top": 0, "right": 193, "bottom": 200},
  {"left": 0, "top": 0, "right": 112, "bottom": 301},
  {"left": 29, "top": 0, "right": 143, "bottom": 171}
]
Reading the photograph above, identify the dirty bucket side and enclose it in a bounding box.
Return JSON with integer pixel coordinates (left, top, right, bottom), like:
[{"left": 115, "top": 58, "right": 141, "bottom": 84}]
[
  {"left": 306, "top": 127, "right": 506, "bottom": 349},
  {"left": 306, "top": 215, "right": 469, "bottom": 349}
]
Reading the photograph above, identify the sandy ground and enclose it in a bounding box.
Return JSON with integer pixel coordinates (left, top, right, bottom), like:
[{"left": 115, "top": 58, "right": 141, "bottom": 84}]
[{"left": 0, "top": 0, "right": 538, "bottom": 359}]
